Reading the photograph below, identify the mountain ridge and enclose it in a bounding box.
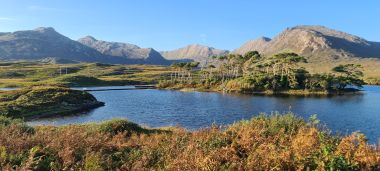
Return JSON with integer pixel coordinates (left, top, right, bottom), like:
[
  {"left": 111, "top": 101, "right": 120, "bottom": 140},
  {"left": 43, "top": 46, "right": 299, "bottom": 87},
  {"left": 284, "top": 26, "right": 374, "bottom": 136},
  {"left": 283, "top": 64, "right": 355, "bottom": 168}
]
[
  {"left": 233, "top": 37, "right": 271, "bottom": 55},
  {"left": 0, "top": 27, "right": 171, "bottom": 65},
  {"left": 1, "top": 25, "right": 380, "bottom": 65},
  {"left": 0, "top": 27, "right": 107, "bottom": 62},
  {"left": 160, "top": 44, "right": 229, "bottom": 65},
  {"left": 234, "top": 25, "right": 380, "bottom": 62},
  {"left": 78, "top": 36, "right": 169, "bottom": 65}
]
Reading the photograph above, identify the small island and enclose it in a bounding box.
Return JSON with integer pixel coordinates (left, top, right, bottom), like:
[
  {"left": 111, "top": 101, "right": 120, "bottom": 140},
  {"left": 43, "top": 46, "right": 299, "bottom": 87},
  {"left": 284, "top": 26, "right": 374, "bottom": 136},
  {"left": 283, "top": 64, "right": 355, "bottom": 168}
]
[
  {"left": 0, "top": 86, "right": 104, "bottom": 119},
  {"left": 159, "top": 51, "right": 365, "bottom": 96}
]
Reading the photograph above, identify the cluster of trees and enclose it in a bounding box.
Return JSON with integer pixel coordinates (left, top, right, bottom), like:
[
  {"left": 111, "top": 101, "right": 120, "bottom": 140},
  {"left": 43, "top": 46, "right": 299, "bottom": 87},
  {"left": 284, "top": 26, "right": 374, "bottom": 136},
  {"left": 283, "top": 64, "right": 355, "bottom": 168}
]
[
  {"left": 233, "top": 52, "right": 364, "bottom": 91},
  {"left": 302, "top": 64, "right": 364, "bottom": 91},
  {"left": 170, "top": 62, "right": 200, "bottom": 82},
  {"left": 198, "top": 51, "right": 262, "bottom": 82},
  {"left": 168, "top": 51, "right": 364, "bottom": 92}
]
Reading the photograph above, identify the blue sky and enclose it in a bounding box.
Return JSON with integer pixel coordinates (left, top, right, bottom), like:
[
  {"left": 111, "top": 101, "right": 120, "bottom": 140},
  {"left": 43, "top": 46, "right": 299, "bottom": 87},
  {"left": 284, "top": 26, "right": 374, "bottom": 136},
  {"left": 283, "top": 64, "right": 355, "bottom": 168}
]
[{"left": 0, "top": 0, "right": 379, "bottom": 51}]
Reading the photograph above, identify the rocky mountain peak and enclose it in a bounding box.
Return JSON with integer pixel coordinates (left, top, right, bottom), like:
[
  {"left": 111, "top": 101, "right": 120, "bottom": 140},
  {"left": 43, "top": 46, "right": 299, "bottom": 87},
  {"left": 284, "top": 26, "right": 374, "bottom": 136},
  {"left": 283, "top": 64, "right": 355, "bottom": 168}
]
[
  {"left": 234, "top": 25, "right": 380, "bottom": 61},
  {"left": 33, "top": 27, "right": 57, "bottom": 33},
  {"left": 80, "top": 35, "right": 97, "bottom": 41},
  {"left": 160, "top": 44, "right": 229, "bottom": 64},
  {"left": 78, "top": 36, "right": 140, "bottom": 50},
  {"left": 0, "top": 27, "right": 106, "bottom": 62},
  {"left": 233, "top": 37, "right": 271, "bottom": 55},
  {"left": 258, "top": 36, "right": 271, "bottom": 42},
  {"left": 285, "top": 25, "right": 369, "bottom": 45},
  {"left": 78, "top": 36, "right": 169, "bottom": 64}
]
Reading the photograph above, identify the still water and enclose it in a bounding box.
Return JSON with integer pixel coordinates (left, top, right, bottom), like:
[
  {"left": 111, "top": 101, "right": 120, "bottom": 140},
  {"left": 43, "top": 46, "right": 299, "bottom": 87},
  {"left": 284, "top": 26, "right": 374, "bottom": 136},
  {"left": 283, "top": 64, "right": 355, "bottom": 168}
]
[{"left": 28, "top": 86, "right": 380, "bottom": 143}]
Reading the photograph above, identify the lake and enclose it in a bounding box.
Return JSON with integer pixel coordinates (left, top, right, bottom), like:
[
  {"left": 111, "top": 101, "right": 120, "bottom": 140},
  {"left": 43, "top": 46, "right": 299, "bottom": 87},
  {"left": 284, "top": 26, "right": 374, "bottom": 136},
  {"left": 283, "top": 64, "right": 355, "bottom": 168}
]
[{"left": 27, "top": 86, "right": 380, "bottom": 143}]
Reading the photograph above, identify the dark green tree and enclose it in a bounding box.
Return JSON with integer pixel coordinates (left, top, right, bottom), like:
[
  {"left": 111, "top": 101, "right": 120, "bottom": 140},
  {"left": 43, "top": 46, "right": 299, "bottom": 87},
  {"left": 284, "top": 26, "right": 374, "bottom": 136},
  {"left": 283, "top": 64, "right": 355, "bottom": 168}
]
[{"left": 332, "top": 64, "right": 364, "bottom": 89}]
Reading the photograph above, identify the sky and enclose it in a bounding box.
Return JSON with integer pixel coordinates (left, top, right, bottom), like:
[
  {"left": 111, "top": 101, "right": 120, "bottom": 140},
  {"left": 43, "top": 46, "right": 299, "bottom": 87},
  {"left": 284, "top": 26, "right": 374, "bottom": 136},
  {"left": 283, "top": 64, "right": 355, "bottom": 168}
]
[{"left": 0, "top": 0, "right": 379, "bottom": 51}]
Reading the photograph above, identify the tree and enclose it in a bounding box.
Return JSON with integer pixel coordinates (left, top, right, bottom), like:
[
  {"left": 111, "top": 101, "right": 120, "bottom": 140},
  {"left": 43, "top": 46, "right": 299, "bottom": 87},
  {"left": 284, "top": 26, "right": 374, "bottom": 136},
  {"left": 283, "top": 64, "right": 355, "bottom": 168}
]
[
  {"left": 242, "top": 51, "right": 262, "bottom": 76},
  {"left": 170, "top": 62, "right": 188, "bottom": 81},
  {"left": 185, "top": 62, "right": 200, "bottom": 81},
  {"left": 170, "top": 63, "right": 179, "bottom": 81},
  {"left": 243, "top": 51, "right": 261, "bottom": 61},
  {"left": 332, "top": 64, "right": 364, "bottom": 90},
  {"left": 332, "top": 64, "right": 363, "bottom": 78},
  {"left": 269, "top": 53, "right": 307, "bottom": 89}
]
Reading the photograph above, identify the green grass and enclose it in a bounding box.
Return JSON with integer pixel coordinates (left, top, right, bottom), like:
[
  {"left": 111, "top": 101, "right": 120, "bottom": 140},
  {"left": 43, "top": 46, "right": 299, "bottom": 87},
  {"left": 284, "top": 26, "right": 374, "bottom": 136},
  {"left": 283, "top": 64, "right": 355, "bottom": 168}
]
[
  {"left": 1, "top": 60, "right": 380, "bottom": 88},
  {"left": 0, "top": 86, "right": 104, "bottom": 119},
  {"left": 0, "top": 62, "right": 171, "bottom": 88}
]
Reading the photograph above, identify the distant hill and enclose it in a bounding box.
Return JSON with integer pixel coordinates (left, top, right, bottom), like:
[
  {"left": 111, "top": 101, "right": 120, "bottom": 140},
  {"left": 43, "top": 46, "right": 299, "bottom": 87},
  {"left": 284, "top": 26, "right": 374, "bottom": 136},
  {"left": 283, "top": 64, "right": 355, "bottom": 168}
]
[
  {"left": 0, "top": 27, "right": 108, "bottom": 63},
  {"left": 233, "top": 37, "right": 271, "bottom": 55},
  {"left": 234, "top": 25, "right": 380, "bottom": 62},
  {"left": 2, "top": 26, "right": 380, "bottom": 67},
  {"left": 0, "top": 27, "right": 170, "bottom": 65},
  {"left": 160, "top": 44, "right": 229, "bottom": 65},
  {"left": 162, "top": 25, "right": 380, "bottom": 64},
  {"left": 78, "top": 36, "right": 169, "bottom": 65}
]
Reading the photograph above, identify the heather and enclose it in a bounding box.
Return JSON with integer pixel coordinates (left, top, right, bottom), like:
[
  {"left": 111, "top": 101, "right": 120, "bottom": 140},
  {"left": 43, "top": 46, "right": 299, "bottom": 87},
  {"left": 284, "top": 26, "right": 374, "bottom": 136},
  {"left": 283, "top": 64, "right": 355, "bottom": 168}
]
[{"left": 0, "top": 113, "right": 379, "bottom": 170}]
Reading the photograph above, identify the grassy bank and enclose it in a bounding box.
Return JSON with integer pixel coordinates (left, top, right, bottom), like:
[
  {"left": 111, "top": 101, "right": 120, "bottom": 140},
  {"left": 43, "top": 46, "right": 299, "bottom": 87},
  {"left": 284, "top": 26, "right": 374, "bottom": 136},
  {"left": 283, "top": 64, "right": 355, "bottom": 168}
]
[
  {"left": 0, "top": 86, "right": 104, "bottom": 119},
  {"left": 0, "top": 62, "right": 171, "bottom": 88},
  {"left": 0, "top": 113, "right": 379, "bottom": 170}
]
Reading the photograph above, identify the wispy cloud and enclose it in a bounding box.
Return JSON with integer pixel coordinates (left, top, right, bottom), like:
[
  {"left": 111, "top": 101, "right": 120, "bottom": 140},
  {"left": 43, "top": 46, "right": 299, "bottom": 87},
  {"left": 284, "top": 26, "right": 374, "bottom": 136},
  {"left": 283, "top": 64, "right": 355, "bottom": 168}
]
[{"left": 0, "top": 17, "right": 14, "bottom": 21}]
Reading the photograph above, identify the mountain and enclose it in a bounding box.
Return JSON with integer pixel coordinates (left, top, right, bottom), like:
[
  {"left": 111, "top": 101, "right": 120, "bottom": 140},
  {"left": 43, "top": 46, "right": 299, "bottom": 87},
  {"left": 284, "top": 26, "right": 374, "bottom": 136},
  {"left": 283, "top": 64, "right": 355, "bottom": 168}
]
[
  {"left": 0, "top": 27, "right": 108, "bottom": 63},
  {"left": 233, "top": 37, "right": 271, "bottom": 55},
  {"left": 2, "top": 26, "right": 380, "bottom": 66},
  {"left": 160, "top": 44, "right": 229, "bottom": 65},
  {"left": 234, "top": 25, "right": 380, "bottom": 62},
  {"left": 78, "top": 36, "right": 169, "bottom": 65},
  {"left": 0, "top": 27, "right": 170, "bottom": 65}
]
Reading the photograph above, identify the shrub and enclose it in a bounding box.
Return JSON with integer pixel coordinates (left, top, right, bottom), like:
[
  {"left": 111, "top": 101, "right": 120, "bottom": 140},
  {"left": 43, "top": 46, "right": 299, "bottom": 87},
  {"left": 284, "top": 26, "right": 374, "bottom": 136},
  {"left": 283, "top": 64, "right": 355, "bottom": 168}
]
[
  {"left": 83, "top": 153, "right": 103, "bottom": 171},
  {"left": 50, "top": 75, "right": 107, "bottom": 87},
  {"left": 98, "top": 119, "right": 147, "bottom": 135}
]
